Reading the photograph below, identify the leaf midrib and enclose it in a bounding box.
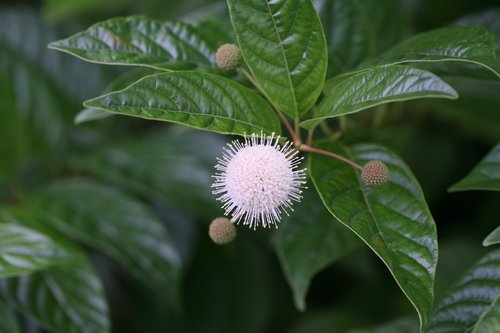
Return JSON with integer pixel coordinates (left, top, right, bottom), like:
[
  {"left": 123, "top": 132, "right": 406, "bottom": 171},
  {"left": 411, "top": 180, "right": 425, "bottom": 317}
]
[
  {"left": 311, "top": 144, "right": 433, "bottom": 330},
  {"left": 84, "top": 103, "right": 273, "bottom": 132},
  {"left": 262, "top": 0, "right": 298, "bottom": 116}
]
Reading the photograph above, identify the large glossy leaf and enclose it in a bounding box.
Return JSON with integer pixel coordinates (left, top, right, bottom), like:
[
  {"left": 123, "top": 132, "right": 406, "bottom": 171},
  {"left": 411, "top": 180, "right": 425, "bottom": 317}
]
[
  {"left": 449, "top": 143, "right": 500, "bottom": 191},
  {"left": 0, "top": 223, "right": 74, "bottom": 277},
  {"left": 0, "top": 263, "right": 110, "bottom": 333},
  {"left": 84, "top": 71, "right": 281, "bottom": 136},
  {"left": 348, "top": 317, "right": 418, "bottom": 333},
  {"left": 301, "top": 65, "right": 457, "bottom": 128},
  {"left": 0, "top": 298, "right": 20, "bottom": 333},
  {"left": 76, "top": 128, "right": 223, "bottom": 218},
  {"left": 426, "top": 248, "right": 500, "bottom": 333},
  {"left": 29, "top": 179, "right": 182, "bottom": 307},
  {"left": 226, "top": 0, "right": 328, "bottom": 117},
  {"left": 367, "top": 25, "right": 500, "bottom": 78},
  {"left": 49, "top": 16, "right": 221, "bottom": 70},
  {"left": 309, "top": 142, "right": 438, "bottom": 330},
  {"left": 484, "top": 226, "right": 500, "bottom": 247},
  {"left": 274, "top": 189, "right": 359, "bottom": 311},
  {"left": 314, "top": 0, "right": 410, "bottom": 77}
]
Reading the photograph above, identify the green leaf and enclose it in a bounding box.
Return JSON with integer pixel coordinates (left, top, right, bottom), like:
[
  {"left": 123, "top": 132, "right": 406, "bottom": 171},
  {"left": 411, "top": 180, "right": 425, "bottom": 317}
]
[
  {"left": 348, "top": 317, "right": 418, "bottom": 333},
  {"left": 84, "top": 71, "right": 281, "bottom": 136},
  {"left": 309, "top": 142, "right": 438, "bottom": 330},
  {"left": 0, "top": 298, "right": 20, "bottom": 333},
  {"left": 49, "top": 16, "right": 221, "bottom": 70},
  {"left": 29, "top": 179, "right": 183, "bottom": 307},
  {"left": 0, "top": 263, "right": 110, "bottom": 333},
  {"left": 274, "top": 189, "right": 359, "bottom": 311},
  {"left": 456, "top": 8, "right": 500, "bottom": 62},
  {"left": 426, "top": 248, "right": 500, "bottom": 333},
  {"left": 314, "top": 0, "right": 410, "bottom": 77},
  {"left": 449, "top": 143, "right": 500, "bottom": 191},
  {"left": 301, "top": 65, "right": 457, "bottom": 128},
  {"left": 226, "top": 0, "right": 328, "bottom": 117},
  {"left": 473, "top": 296, "right": 500, "bottom": 333},
  {"left": 76, "top": 128, "right": 223, "bottom": 218},
  {"left": 484, "top": 226, "right": 500, "bottom": 247},
  {"left": 0, "top": 223, "right": 74, "bottom": 277},
  {"left": 74, "top": 108, "right": 113, "bottom": 124},
  {"left": 368, "top": 25, "right": 500, "bottom": 78}
]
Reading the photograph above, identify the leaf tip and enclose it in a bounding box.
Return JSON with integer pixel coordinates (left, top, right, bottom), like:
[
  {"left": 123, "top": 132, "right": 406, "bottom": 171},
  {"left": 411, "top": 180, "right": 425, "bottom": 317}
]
[
  {"left": 294, "top": 297, "right": 307, "bottom": 313},
  {"left": 47, "top": 40, "right": 63, "bottom": 51}
]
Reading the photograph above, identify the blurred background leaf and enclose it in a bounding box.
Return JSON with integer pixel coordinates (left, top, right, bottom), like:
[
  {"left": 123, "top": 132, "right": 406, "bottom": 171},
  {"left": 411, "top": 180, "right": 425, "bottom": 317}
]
[
  {"left": 274, "top": 189, "right": 360, "bottom": 311},
  {"left": 73, "top": 128, "right": 224, "bottom": 218},
  {"left": 27, "top": 179, "right": 183, "bottom": 308},
  {"left": 0, "top": 263, "right": 110, "bottom": 333},
  {"left": 313, "top": 0, "right": 411, "bottom": 77},
  {"left": 0, "top": 223, "right": 76, "bottom": 277},
  {"left": 0, "top": 298, "right": 20, "bottom": 333}
]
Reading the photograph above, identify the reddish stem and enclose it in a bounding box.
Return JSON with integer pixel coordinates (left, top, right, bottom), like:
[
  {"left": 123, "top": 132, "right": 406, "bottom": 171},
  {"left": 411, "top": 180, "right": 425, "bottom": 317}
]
[
  {"left": 240, "top": 68, "right": 360, "bottom": 170},
  {"left": 299, "top": 144, "right": 363, "bottom": 170},
  {"left": 276, "top": 110, "right": 301, "bottom": 146}
]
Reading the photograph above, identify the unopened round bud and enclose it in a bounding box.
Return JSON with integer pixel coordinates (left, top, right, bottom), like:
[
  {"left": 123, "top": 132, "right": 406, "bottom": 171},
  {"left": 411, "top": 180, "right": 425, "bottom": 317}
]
[
  {"left": 361, "top": 160, "right": 389, "bottom": 187},
  {"left": 215, "top": 43, "right": 242, "bottom": 70},
  {"left": 209, "top": 217, "right": 237, "bottom": 245}
]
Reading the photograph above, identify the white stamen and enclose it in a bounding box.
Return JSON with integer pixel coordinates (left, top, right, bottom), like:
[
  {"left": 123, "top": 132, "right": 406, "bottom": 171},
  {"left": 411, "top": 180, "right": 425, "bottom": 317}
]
[{"left": 212, "top": 132, "right": 307, "bottom": 229}]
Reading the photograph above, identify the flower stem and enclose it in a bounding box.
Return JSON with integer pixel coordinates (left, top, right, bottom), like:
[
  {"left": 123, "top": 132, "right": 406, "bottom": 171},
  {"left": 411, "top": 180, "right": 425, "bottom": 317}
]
[
  {"left": 276, "top": 109, "right": 301, "bottom": 146},
  {"left": 299, "top": 144, "right": 363, "bottom": 170},
  {"left": 239, "top": 68, "right": 360, "bottom": 170},
  {"left": 306, "top": 127, "right": 315, "bottom": 146}
]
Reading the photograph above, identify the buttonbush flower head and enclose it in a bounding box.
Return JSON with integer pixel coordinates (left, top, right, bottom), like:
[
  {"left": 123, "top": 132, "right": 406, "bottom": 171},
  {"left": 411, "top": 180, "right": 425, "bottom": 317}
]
[
  {"left": 209, "top": 217, "right": 237, "bottom": 245},
  {"left": 212, "top": 133, "right": 307, "bottom": 229},
  {"left": 215, "top": 43, "right": 242, "bottom": 70},
  {"left": 361, "top": 160, "right": 389, "bottom": 187}
]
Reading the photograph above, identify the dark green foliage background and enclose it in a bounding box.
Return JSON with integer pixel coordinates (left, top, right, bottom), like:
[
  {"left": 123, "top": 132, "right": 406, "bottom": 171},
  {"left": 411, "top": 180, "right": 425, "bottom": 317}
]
[{"left": 0, "top": 0, "right": 499, "bottom": 332}]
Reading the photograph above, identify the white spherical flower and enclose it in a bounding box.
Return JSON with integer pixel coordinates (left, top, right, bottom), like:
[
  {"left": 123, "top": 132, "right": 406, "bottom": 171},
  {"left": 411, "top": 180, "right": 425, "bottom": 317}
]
[{"left": 212, "top": 133, "right": 307, "bottom": 229}]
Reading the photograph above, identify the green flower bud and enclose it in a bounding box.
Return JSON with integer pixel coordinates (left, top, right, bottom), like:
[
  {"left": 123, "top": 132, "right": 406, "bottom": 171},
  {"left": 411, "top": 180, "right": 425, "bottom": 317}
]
[
  {"left": 361, "top": 160, "right": 389, "bottom": 187},
  {"left": 215, "top": 43, "right": 242, "bottom": 70},
  {"left": 209, "top": 217, "right": 237, "bottom": 245}
]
